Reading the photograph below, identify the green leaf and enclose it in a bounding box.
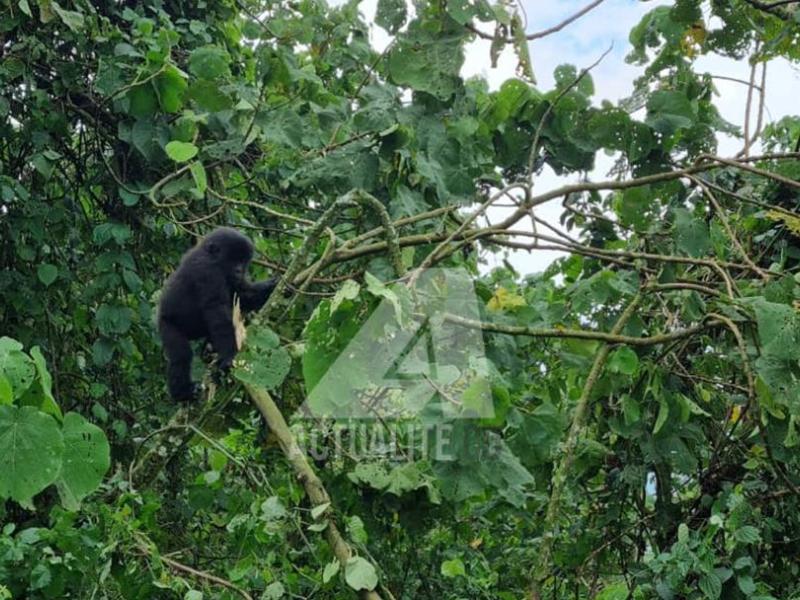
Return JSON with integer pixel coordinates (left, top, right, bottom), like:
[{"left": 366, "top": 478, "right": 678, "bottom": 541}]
[
  {"left": 322, "top": 560, "right": 340, "bottom": 583},
  {"left": 699, "top": 572, "right": 722, "bottom": 599},
  {"left": 262, "top": 582, "right": 285, "bottom": 600},
  {"left": 165, "top": 141, "right": 199, "bottom": 162},
  {"left": 0, "top": 405, "right": 64, "bottom": 504},
  {"left": 646, "top": 90, "right": 696, "bottom": 135},
  {"left": 440, "top": 557, "right": 466, "bottom": 578},
  {"left": 734, "top": 525, "right": 761, "bottom": 544},
  {"left": 387, "top": 26, "right": 465, "bottom": 100},
  {"left": 310, "top": 501, "right": 330, "bottom": 520},
  {"left": 188, "top": 46, "right": 231, "bottom": 79},
  {"left": 37, "top": 263, "right": 57, "bottom": 286},
  {"left": 131, "top": 119, "right": 162, "bottom": 161},
  {"left": 737, "top": 576, "right": 756, "bottom": 595},
  {"left": 259, "top": 496, "right": 286, "bottom": 521},
  {"left": 96, "top": 304, "right": 133, "bottom": 335},
  {"left": 608, "top": 347, "right": 639, "bottom": 375},
  {"left": 190, "top": 162, "right": 207, "bottom": 193},
  {"left": 347, "top": 515, "right": 368, "bottom": 544},
  {"left": 155, "top": 66, "right": 187, "bottom": 113},
  {"left": 0, "top": 339, "right": 36, "bottom": 400},
  {"left": 653, "top": 398, "right": 669, "bottom": 434},
  {"left": 622, "top": 394, "right": 641, "bottom": 425},
  {"left": 0, "top": 376, "right": 11, "bottom": 405},
  {"left": 171, "top": 115, "right": 199, "bottom": 142},
  {"left": 258, "top": 107, "right": 304, "bottom": 148},
  {"left": 462, "top": 377, "right": 492, "bottom": 417},
  {"left": 29, "top": 347, "right": 60, "bottom": 419},
  {"left": 188, "top": 80, "right": 233, "bottom": 111},
  {"left": 30, "top": 563, "right": 51, "bottom": 590},
  {"left": 52, "top": 1, "right": 84, "bottom": 32},
  {"left": 233, "top": 327, "right": 291, "bottom": 391},
  {"left": 674, "top": 207, "right": 711, "bottom": 258},
  {"left": 91, "top": 338, "right": 114, "bottom": 367},
  {"left": 128, "top": 84, "right": 158, "bottom": 118},
  {"left": 445, "top": 0, "right": 493, "bottom": 24},
  {"left": 122, "top": 269, "right": 142, "bottom": 292},
  {"left": 344, "top": 556, "right": 378, "bottom": 591},
  {"left": 119, "top": 188, "right": 140, "bottom": 207},
  {"left": 31, "top": 154, "right": 54, "bottom": 179},
  {"left": 55, "top": 412, "right": 110, "bottom": 509},
  {"left": 375, "top": 0, "right": 406, "bottom": 33},
  {"left": 596, "top": 583, "right": 629, "bottom": 600}
]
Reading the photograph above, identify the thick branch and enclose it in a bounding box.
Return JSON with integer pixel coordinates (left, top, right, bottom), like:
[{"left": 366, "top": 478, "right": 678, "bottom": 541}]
[
  {"left": 246, "top": 385, "right": 383, "bottom": 600},
  {"left": 529, "top": 294, "right": 643, "bottom": 599}
]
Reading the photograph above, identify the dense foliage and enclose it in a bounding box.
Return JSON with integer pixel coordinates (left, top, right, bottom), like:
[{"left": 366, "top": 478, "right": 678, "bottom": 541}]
[{"left": 2, "top": 0, "right": 800, "bottom": 598}]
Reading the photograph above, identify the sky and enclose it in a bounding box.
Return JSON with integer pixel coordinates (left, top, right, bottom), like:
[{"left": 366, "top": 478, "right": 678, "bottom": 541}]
[{"left": 353, "top": 0, "right": 800, "bottom": 274}]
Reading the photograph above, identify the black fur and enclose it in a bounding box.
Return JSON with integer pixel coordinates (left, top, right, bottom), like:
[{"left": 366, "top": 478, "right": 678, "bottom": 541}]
[{"left": 158, "top": 227, "right": 276, "bottom": 401}]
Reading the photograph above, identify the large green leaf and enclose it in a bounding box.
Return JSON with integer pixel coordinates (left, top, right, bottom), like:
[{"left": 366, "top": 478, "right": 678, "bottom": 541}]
[
  {"left": 387, "top": 21, "right": 466, "bottom": 100},
  {"left": 0, "top": 337, "right": 35, "bottom": 400},
  {"left": 155, "top": 65, "right": 187, "bottom": 113},
  {"left": 233, "top": 327, "right": 291, "bottom": 391},
  {"left": 188, "top": 46, "right": 231, "bottom": 80},
  {"left": 56, "top": 412, "right": 110, "bottom": 509},
  {"left": 0, "top": 405, "right": 64, "bottom": 504},
  {"left": 674, "top": 207, "right": 711, "bottom": 257},
  {"left": 646, "top": 90, "right": 697, "bottom": 135},
  {"left": 344, "top": 556, "right": 378, "bottom": 591},
  {"left": 375, "top": 0, "right": 406, "bottom": 33}
]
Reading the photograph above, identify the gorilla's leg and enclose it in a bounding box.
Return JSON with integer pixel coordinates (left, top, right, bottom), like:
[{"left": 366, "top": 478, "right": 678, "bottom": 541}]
[{"left": 160, "top": 320, "right": 196, "bottom": 401}]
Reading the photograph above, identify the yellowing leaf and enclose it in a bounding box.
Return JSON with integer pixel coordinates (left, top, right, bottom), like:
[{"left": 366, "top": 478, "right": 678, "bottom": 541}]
[
  {"left": 728, "top": 404, "right": 742, "bottom": 424},
  {"left": 487, "top": 287, "right": 526, "bottom": 312},
  {"left": 680, "top": 23, "right": 706, "bottom": 57},
  {"left": 767, "top": 210, "right": 800, "bottom": 237}
]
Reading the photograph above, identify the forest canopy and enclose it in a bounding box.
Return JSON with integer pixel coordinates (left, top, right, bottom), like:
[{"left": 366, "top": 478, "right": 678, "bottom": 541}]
[{"left": 2, "top": 0, "right": 800, "bottom": 598}]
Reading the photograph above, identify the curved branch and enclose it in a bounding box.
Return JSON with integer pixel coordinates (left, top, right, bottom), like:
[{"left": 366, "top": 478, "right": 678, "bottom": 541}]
[
  {"left": 467, "top": 0, "right": 606, "bottom": 41},
  {"left": 443, "top": 313, "right": 721, "bottom": 346}
]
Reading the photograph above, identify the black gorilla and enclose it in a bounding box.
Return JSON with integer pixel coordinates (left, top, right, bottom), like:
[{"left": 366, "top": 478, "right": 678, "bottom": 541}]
[{"left": 158, "top": 227, "right": 276, "bottom": 401}]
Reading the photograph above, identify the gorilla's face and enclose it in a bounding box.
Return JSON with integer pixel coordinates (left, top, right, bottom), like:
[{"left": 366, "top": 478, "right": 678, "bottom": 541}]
[
  {"left": 202, "top": 228, "right": 254, "bottom": 290},
  {"left": 228, "top": 261, "right": 247, "bottom": 288}
]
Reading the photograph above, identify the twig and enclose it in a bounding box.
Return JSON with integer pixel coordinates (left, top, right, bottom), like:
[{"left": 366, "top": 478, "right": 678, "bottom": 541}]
[
  {"left": 467, "top": 0, "right": 606, "bottom": 41},
  {"left": 689, "top": 175, "right": 769, "bottom": 280},
  {"left": 741, "top": 54, "right": 758, "bottom": 158},
  {"left": 135, "top": 535, "right": 254, "bottom": 600},
  {"left": 407, "top": 184, "right": 527, "bottom": 286}
]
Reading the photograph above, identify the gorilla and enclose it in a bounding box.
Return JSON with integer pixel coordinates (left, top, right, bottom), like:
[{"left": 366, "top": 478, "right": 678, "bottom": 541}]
[{"left": 158, "top": 227, "right": 276, "bottom": 401}]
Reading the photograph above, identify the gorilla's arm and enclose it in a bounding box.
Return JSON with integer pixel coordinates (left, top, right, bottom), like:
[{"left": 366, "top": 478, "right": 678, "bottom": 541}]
[
  {"left": 238, "top": 277, "right": 277, "bottom": 312},
  {"left": 199, "top": 276, "right": 238, "bottom": 370}
]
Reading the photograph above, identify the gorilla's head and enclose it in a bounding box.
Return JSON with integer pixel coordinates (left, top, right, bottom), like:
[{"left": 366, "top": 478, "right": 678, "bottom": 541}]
[{"left": 202, "top": 227, "right": 254, "bottom": 287}]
